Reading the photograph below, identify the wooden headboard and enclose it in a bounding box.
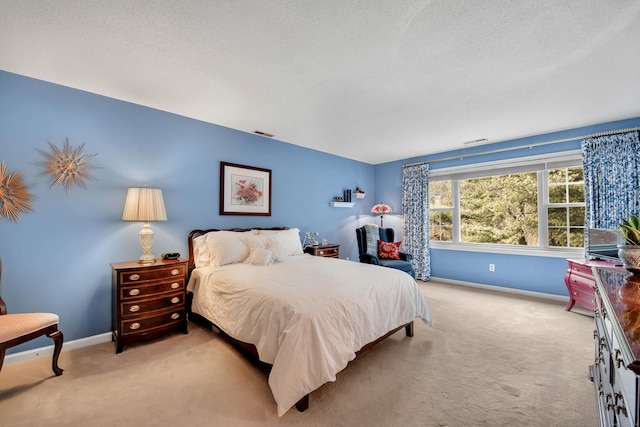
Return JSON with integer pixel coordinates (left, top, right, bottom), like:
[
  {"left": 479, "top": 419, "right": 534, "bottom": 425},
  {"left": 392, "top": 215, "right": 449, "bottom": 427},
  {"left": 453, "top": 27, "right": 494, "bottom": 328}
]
[{"left": 187, "top": 227, "right": 289, "bottom": 277}]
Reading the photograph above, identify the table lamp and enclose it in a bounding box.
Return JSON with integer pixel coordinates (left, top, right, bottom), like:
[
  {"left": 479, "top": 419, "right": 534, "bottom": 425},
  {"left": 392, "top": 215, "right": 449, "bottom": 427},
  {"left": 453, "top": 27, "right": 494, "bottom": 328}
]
[{"left": 122, "top": 187, "right": 167, "bottom": 264}]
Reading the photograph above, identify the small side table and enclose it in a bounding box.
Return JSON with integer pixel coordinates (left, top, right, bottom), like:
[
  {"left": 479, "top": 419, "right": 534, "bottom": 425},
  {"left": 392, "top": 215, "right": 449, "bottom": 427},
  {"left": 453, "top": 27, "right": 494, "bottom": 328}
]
[
  {"left": 564, "top": 258, "right": 618, "bottom": 312},
  {"left": 304, "top": 244, "right": 340, "bottom": 258}
]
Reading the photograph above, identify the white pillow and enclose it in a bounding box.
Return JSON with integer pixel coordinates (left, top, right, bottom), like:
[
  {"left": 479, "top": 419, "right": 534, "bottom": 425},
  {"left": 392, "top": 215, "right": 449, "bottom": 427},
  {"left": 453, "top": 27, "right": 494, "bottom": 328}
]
[
  {"left": 193, "top": 234, "right": 210, "bottom": 268},
  {"left": 266, "top": 233, "right": 288, "bottom": 262},
  {"left": 244, "top": 235, "right": 276, "bottom": 266},
  {"left": 257, "top": 228, "right": 303, "bottom": 257},
  {"left": 204, "top": 230, "right": 257, "bottom": 266}
]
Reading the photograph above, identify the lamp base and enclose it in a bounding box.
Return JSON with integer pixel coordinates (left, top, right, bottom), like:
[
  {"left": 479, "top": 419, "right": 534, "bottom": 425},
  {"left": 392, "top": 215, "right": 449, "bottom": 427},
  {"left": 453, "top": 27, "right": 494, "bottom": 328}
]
[
  {"left": 138, "top": 222, "right": 156, "bottom": 264},
  {"left": 138, "top": 254, "right": 156, "bottom": 264}
]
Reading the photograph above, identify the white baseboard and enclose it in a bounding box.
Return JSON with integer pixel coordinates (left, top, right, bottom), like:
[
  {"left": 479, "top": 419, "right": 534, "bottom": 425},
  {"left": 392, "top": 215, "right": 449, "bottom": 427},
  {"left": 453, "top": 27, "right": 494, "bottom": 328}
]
[
  {"left": 429, "top": 276, "right": 568, "bottom": 303},
  {"left": 4, "top": 332, "right": 113, "bottom": 366}
]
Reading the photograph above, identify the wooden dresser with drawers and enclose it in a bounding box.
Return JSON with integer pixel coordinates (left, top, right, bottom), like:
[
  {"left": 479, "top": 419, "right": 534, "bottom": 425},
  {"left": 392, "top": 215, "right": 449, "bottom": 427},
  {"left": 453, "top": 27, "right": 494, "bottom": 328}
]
[{"left": 111, "top": 258, "right": 188, "bottom": 353}]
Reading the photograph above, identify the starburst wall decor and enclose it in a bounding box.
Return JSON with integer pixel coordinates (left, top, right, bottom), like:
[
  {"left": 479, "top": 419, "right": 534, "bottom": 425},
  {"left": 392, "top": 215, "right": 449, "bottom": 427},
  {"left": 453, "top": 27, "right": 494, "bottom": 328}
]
[
  {"left": 36, "top": 139, "right": 98, "bottom": 192},
  {"left": 0, "top": 161, "right": 34, "bottom": 222}
]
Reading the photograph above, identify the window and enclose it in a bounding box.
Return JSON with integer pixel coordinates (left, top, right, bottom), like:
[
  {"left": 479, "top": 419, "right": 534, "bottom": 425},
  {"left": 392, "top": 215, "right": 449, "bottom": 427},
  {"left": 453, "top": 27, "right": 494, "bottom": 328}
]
[
  {"left": 429, "top": 180, "right": 453, "bottom": 241},
  {"left": 459, "top": 172, "right": 539, "bottom": 245},
  {"left": 428, "top": 152, "right": 585, "bottom": 251},
  {"left": 546, "top": 167, "right": 585, "bottom": 248}
]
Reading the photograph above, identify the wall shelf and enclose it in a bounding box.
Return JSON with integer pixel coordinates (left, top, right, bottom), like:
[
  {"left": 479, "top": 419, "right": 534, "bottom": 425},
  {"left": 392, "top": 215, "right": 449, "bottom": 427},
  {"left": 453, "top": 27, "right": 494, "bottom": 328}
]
[{"left": 330, "top": 201, "right": 355, "bottom": 208}]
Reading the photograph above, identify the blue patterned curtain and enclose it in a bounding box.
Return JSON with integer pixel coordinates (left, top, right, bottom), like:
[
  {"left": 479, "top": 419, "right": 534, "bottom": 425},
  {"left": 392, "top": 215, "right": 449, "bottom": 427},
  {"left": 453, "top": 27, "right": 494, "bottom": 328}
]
[
  {"left": 402, "top": 163, "right": 430, "bottom": 280},
  {"left": 582, "top": 131, "right": 640, "bottom": 230}
]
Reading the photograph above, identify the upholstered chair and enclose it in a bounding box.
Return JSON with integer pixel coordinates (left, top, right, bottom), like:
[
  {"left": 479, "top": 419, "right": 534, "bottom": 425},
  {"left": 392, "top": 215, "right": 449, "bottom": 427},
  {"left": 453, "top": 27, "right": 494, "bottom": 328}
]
[
  {"left": 0, "top": 258, "right": 64, "bottom": 375},
  {"left": 356, "top": 225, "right": 416, "bottom": 278}
]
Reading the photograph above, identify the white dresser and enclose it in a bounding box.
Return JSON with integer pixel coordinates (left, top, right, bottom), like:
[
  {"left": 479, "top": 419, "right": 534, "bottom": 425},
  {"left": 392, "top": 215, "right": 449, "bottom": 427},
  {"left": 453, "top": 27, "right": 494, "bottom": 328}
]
[{"left": 592, "top": 266, "right": 640, "bottom": 427}]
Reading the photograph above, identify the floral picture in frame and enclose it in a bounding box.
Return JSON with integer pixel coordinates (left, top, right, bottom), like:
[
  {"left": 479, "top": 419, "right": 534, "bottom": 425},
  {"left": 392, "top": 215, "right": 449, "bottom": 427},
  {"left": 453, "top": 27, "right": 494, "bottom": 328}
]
[{"left": 220, "top": 162, "right": 271, "bottom": 216}]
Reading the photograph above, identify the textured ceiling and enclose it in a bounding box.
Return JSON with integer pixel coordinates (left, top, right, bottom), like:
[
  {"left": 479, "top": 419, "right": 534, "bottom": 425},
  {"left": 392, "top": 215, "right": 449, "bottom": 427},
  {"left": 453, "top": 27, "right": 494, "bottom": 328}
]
[{"left": 1, "top": 1, "right": 639, "bottom": 164}]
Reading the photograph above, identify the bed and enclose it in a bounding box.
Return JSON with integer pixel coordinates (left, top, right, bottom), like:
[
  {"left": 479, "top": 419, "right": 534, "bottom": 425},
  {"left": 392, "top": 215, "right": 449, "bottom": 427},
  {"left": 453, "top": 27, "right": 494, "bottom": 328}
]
[{"left": 186, "top": 227, "right": 432, "bottom": 416}]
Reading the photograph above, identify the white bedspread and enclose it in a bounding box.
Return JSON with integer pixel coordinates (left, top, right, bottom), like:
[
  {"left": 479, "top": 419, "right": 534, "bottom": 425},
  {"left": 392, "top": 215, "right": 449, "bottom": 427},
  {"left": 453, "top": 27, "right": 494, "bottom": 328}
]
[{"left": 187, "top": 254, "right": 432, "bottom": 416}]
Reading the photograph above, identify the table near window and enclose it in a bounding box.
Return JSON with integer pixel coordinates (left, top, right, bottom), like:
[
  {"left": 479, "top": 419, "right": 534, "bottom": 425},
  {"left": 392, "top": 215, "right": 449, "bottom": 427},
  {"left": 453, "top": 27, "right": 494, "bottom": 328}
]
[
  {"left": 591, "top": 266, "right": 640, "bottom": 427},
  {"left": 564, "top": 258, "right": 620, "bottom": 311}
]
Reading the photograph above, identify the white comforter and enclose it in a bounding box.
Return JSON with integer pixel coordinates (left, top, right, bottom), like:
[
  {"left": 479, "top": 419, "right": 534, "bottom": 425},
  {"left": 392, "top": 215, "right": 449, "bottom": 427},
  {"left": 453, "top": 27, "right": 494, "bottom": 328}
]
[{"left": 187, "top": 254, "right": 432, "bottom": 416}]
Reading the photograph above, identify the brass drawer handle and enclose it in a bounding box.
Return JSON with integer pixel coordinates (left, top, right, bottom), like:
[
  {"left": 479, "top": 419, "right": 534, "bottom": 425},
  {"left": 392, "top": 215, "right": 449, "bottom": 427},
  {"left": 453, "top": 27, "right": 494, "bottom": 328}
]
[
  {"left": 129, "top": 288, "right": 140, "bottom": 296},
  {"left": 171, "top": 297, "right": 180, "bottom": 304},
  {"left": 319, "top": 251, "right": 324, "bottom": 255},
  {"left": 129, "top": 274, "right": 140, "bottom": 281},
  {"left": 130, "top": 322, "right": 141, "bottom": 330},
  {"left": 171, "top": 282, "right": 179, "bottom": 289},
  {"left": 171, "top": 269, "right": 180, "bottom": 276},
  {"left": 129, "top": 305, "right": 140, "bottom": 312},
  {"left": 171, "top": 313, "right": 180, "bottom": 320}
]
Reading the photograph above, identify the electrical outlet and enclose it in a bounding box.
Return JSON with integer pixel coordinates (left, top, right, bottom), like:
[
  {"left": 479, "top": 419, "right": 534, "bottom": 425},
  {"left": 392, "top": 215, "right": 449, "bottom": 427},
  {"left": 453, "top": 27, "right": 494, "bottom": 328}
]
[{"left": 489, "top": 264, "right": 495, "bottom": 272}]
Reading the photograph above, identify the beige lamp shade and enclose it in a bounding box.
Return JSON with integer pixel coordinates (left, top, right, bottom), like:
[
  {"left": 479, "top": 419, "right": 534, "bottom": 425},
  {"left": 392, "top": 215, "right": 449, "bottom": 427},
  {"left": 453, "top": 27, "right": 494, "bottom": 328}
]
[
  {"left": 122, "top": 187, "right": 167, "bottom": 222},
  {"left": 122, "top": 187, "right": 167, "bottom": 264}
]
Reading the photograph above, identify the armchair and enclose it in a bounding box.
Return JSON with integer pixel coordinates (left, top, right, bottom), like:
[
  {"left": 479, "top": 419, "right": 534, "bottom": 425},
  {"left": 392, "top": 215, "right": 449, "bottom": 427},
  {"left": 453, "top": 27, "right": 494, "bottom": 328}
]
[
  {"left": 356, "top": 225, "right": 415, "bottom": 278},
  {"left": 0, "top": 258, "right": 64, "bottom": 376}
]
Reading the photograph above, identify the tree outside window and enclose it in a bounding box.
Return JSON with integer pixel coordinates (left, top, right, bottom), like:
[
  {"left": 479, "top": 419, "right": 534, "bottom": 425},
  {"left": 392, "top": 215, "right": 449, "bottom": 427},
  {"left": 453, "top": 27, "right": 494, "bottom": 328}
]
[
  {"left": 428, "top": 163, "right": 585, "bottom": 249},
  {"left": 428, "top": 180, "right": 453, "bottom": 241},
  {"left": 547, "top": 167, "right": 585, "bottom": 247}
]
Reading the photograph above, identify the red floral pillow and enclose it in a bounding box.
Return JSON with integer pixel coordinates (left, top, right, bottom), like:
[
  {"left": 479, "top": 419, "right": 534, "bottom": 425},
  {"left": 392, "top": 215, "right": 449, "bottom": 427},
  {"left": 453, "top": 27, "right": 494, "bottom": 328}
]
[{"left": 378, "top": 240, "right": 401, "bottom": 260}]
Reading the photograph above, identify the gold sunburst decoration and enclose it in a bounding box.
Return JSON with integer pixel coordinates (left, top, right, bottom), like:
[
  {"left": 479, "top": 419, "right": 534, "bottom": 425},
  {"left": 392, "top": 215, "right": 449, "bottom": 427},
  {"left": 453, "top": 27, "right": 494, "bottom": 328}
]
[
  {"left": 0, "top": 161, "right": 34, "bottom": 222},
  {"left": 36, "top": 139, "right": 98, "bottom": 192}
]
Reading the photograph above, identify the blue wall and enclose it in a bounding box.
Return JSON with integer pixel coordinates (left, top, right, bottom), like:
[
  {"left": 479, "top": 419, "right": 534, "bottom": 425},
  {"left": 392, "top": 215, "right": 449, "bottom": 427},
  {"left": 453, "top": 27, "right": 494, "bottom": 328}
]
[
  {"left": 374, "top": 116, "right": 640, "bottom": 295},
  {"left": 0, "top": 71, "right": 375, "bottom": 353}
]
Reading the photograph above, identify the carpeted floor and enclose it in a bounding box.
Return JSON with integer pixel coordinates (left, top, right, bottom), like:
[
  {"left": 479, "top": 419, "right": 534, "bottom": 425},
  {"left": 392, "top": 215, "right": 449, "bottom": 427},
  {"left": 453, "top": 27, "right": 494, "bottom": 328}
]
[{"left": 0, "top": 280, "right": 597, "bottom": 426}]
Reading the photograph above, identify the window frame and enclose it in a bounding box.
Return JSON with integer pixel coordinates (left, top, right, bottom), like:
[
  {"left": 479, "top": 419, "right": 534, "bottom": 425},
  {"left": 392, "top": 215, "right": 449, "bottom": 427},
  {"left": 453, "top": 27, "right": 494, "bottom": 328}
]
[{"left": 428, "top": 150, "right": 584, "bottom": 258}]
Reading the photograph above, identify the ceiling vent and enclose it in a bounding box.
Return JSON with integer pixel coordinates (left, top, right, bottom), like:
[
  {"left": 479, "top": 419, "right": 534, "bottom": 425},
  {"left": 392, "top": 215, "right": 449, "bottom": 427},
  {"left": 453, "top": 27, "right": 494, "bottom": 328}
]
[{"left": 253, "top": 130, "right": 274, "bottom": 138}]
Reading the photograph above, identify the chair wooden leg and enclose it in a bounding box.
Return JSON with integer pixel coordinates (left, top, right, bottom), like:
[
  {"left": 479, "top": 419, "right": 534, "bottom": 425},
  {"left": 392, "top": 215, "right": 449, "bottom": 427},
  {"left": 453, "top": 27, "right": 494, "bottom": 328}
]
[
  {"left": 47, "top": 330, "right": 64, "bottom": 376},
  {"left": 0, "top": 348, "right": 5, "bottom": 373}
]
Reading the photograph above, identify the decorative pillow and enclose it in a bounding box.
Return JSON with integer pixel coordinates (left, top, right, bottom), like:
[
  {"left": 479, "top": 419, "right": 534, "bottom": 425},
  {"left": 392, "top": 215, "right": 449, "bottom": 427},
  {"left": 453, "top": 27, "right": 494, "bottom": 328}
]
[
  {"left": 378, "top": 240, "right": 401, "bottom": 260},
  {"left": 204, "top": 230, "right": 257, "bottom": 266},
  {"left": 265, "top": 233, "right": 288, "bottom": 262},
  {"left": 257, "top": 228, "right": 303, "bottom": 256},
  {"left": 243, "top": 234, "right": 279, "bottom": 265}
]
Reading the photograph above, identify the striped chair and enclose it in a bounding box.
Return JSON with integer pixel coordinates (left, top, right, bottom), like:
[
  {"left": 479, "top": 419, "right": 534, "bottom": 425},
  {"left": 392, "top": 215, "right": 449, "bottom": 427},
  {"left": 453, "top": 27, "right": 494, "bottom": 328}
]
[{"left": 0, "top": 258, "right": 64, "bottom": 375}]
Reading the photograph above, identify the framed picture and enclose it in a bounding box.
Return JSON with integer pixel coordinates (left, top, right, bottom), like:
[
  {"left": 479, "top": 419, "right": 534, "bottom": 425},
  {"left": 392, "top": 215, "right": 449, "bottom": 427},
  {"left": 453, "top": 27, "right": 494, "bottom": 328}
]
[{"left": 220, "top": 162, "right": 272, "bottom": 216}]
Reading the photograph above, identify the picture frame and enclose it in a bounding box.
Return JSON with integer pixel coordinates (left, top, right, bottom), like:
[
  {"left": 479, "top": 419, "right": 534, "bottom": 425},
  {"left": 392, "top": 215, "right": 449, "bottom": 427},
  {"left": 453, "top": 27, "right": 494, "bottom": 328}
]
[{"left": 220, "top": 162, "right": 272, "bottom": 216}]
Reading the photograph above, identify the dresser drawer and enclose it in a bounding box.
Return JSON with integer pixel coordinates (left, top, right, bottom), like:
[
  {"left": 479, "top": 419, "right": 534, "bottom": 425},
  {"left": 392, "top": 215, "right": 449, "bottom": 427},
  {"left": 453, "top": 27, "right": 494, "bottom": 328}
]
[
  {"left": 120, "top": 308, "right": 186, "bottom": 336},
  {"left": 119, "top": 278, "right": 185, "bottom": 300},
  {"left": 304, "top": 244, "right": 339, "bottom": 258},
  {"left": 317, "top": 247, "right": 338, "bottom": 257},
  {"left": 570, "top": 261, "right": 595, "bottom": 278},
  {"left": 118, "top": 264, "right": 186, "bottom": 284},
  {"left": 569, "top": 272, "right": 595, "bottom": 291},
  {"left": 120, "top": 292, "right": 184, "bottom": 317},
  {"left": 571, "top": 286, "right": 596, "bottom": 310}
]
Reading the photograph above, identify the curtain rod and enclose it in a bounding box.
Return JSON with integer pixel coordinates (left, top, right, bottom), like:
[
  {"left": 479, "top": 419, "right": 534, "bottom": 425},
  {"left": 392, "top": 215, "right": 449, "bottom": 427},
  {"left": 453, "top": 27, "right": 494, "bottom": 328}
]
[{"left": 403, "top": 126, "right": 640, "bottom": 167}]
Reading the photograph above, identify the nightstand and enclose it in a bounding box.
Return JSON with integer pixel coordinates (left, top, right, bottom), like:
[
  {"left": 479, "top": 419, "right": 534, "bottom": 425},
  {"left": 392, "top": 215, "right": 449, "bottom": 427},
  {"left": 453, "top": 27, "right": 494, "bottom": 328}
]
[
  {"left": 304, "top": 244, "right": 339, "bottom": 258},
  {"left": 111, "top": 258, "right": 188, "bottom": 353}
]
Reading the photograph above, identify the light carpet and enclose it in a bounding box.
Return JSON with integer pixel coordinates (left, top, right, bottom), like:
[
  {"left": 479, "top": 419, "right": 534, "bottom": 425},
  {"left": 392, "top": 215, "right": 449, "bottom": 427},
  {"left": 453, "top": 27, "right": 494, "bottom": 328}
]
[{"left": 0, "top": 280, "right": 597, "bottom": 426}]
